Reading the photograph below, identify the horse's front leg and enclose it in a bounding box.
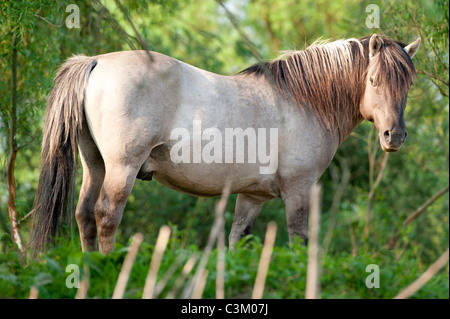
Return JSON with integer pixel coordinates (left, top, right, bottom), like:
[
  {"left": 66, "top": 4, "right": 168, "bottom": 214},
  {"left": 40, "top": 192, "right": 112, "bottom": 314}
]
[
  {"left": 229, "top": 194, "right": 266, "bottom": 248},
  {"left": 281, "top": 181, "right": 313, "bottom": 245}
]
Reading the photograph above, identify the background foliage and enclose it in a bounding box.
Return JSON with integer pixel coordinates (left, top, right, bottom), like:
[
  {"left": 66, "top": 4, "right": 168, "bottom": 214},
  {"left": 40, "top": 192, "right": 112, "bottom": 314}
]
[{"left": 0, "top": 0, "right": 448, "bottom": 298}]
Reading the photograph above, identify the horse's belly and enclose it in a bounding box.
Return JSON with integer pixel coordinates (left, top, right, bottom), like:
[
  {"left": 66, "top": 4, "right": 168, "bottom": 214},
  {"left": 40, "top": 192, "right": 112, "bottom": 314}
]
[{"left": 144, "top": 144, "right": 279, "bottom": 198}]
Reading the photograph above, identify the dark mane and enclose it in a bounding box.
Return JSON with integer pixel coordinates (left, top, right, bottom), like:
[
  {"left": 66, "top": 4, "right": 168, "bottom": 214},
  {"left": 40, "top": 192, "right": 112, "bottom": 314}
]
[{"left": 239, "top": 36, "right": 416, "bottom": 133}]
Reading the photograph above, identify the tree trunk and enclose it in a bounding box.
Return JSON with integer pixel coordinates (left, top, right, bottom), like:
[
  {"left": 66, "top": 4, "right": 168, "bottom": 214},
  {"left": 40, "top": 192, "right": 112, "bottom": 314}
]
[{"left": 7, "top": 32, "right": 23, "bottom": 253}]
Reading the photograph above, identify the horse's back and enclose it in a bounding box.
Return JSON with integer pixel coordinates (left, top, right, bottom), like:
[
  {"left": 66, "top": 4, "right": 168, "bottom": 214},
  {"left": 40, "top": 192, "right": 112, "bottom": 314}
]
[{"left": 81, "top": 49, "right": 334, "bottom": 198}]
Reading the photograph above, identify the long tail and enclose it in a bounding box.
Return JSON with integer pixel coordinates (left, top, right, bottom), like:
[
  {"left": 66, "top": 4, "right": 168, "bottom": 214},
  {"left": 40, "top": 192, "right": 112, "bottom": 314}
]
[{"left": 29, "top": 55, "right": 97, "bottom": 254}]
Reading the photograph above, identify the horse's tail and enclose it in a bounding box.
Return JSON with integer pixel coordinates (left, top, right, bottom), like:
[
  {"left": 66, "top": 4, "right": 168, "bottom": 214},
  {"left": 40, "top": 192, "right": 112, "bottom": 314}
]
[{"left": 29, "top": 55, "right": 97, "bottom": 254}]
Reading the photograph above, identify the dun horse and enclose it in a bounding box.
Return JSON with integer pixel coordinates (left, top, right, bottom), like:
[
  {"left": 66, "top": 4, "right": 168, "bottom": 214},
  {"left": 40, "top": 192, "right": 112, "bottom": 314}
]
[{"left": 30, "top": 34, "right": 420, "bottom": 254}]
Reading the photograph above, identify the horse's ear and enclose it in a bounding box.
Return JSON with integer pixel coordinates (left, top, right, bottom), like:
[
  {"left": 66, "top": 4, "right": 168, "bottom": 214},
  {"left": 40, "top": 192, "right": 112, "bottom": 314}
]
[
  {"left": 369, "top": 34, "right": 382, "bottom": 59},
  {"left": 404, "top": 38, "right": 421, "bottom": 59}
]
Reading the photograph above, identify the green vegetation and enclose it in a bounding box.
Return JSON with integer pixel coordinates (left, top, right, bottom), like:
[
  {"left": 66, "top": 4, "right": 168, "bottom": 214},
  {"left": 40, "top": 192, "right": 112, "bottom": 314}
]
[
  {"left": 0, "top": 0, "right": 448, "bottom": 299},
  {"left": 1, "top": 235, "right": 447, "bottom": 299}
]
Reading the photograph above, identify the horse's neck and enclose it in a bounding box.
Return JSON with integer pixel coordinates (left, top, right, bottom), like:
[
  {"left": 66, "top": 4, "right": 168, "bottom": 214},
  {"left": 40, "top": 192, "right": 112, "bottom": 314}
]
[
  {"left": 337, "top": 114, "right": 364, "bottom": 144},
  {"left": 332, "top": 71, "right": 366, "bottom": 143},
  {"left": 333, "top": 103, "right": 364, "bottom": 143}
]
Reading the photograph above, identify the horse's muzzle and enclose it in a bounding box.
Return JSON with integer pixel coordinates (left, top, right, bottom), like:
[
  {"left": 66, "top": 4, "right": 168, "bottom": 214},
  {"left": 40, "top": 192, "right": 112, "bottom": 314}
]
[{"left": 380, "top": 127, "right": 408, "bottom": 152}]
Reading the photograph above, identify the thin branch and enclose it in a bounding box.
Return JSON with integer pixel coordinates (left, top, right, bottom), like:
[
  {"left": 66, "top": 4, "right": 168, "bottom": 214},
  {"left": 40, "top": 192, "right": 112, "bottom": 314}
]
[
  {"left": 113, "top": 0, "right": 153, "bottom": 62},
  {"left": 348, "top": 224, "right": 358, "bottom": 257},
  {"left": 321, "top": 159, "right": 350, "bottom": 258},
  {"left": 216, "top": 0, "right": 263, "bottom": 62},
  {"left": 92, "top": 0, "right": 139, "bottom": 51},
  {"left": 403, "top": 184, "right": 449, "bottom": 227},
  {"left": 34, "top": 13, "right": 64, "bottom": 28},
  {"left": 416, "top": 69, "right": 449, "bottom": 89},
  {"left": 368, "top": 126, "right": 376, "bottom": 187},
  {"left": 364, "top": 152, "right": 389, "bottom": 239},
  {"left": 418, "top": 71, "right": 449, "bottom": 97},
  {"left": 16, "top": 132, "right": 39, "bottom": 152},
  {"left": 19, "top": 206, "right": 37, "bottom": 224},
  {"left": 394, "top": 248, "right": 449, "bottom": 299},
  {"left": 370, "top": 152, "right": 390, "bottom": 198},
  {"left": 386, "top": 184, "right": 449, "bottom": 250}
]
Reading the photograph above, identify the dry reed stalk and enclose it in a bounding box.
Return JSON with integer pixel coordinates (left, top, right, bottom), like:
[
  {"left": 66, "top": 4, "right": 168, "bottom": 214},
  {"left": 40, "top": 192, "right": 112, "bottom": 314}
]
[
  {"left": 306, "top": 184, "right": 321, "bottom": 299},
  {"left": 166, "top": 255, "right": 198, "bottom": 299},
  {"left": 142, "top": 225, "right": 171, "bottom": 299},
  {"left": 251, "top": 221, "right": 277, "bottom": 299},
  {"left": 28, "top": 286, "right": 38, "bottom": 299},
  {"left": 216, "top": 182, "right": 231, "bottom": 299},
  {"left": 216, "top": 230, "right": 226, "bottom": 299},
  {"left": 112, "top": 233, "right": 144, "bottom": 299},
  {"left": 394, "top": 248, "right": 449, "bottom": 299},
  {"left": 183, "top": 182, "right": 231, "bottom": 299},
  {"left": 192, "top": 270, "right": 209, "bottom": 299},
  {"left": 75, "top": 265, "right": 90, "bottom": 299},
  {"left": 153, "top": 253, "right": 187, "bottom": 298}
]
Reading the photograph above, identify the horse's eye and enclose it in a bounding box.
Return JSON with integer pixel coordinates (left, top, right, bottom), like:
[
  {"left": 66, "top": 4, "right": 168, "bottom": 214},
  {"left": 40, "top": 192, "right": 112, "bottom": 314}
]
[{"left": 369, "top": 77, "right": 377, "bottom": 87}]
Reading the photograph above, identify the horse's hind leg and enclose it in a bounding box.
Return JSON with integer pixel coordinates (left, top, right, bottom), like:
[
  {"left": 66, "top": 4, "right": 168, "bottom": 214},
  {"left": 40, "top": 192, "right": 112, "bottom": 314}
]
[
  {"left": 229, "top": 194, "right": 265, "bottom": 248},
  {"left": 95, "top": 164, "right": 139, "bottom": 254},
  {"left": 75, "top": 126, "right": 105, "bottom": 252}
]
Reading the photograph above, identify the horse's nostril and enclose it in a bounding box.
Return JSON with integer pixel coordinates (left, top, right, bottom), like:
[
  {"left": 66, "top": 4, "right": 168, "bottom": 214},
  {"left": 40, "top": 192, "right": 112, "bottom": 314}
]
[{"left": 383, "top": 130, "right": 390, "bottom": 141}]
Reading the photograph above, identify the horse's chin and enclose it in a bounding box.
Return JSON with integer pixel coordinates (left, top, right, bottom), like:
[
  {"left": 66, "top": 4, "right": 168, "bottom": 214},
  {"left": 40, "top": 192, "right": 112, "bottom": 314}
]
[{"left": 380, "top": 140, "right": 400, "bottom": 152}]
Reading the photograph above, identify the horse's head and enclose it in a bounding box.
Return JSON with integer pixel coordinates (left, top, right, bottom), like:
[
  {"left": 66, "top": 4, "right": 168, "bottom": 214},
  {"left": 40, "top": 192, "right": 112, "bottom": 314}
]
[{"left": 360, "top": 34, "right": 420, "bottom": 152}]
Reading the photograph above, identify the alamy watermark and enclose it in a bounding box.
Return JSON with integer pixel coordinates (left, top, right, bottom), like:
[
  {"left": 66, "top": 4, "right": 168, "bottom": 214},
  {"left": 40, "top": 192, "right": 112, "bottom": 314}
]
[
  {"left": 65, "top": 264, "right": 80, "bottom": 288},
  {"left": 169, "top": 120, "right": 278, "bottom": 174},
  {"left": 365, "top": 4, "right": 380, "bottom": 29},
  {"left": 65, "top": 4, "right": 80, "bottom": 29},
  {"left": 365, "top": 264, "right": 380, "bottom": 289}
]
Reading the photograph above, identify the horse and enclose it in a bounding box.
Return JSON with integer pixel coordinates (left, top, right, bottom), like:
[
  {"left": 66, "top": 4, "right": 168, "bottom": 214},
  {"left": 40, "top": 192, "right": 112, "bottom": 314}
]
[{"left": 29, "top": 34, "right": 420, "bottom": 254}]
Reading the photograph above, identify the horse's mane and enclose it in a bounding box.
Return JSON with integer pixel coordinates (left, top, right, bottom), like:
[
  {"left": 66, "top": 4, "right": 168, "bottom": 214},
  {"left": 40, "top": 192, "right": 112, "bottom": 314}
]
[{"left": 239, "top": 36, "right": 416, "bottom": 132}]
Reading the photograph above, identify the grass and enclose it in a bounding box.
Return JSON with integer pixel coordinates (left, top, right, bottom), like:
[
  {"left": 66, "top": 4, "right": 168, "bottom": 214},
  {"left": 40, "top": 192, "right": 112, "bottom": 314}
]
[{"left": 0, "top": 230, "right": 448, "bottom": 299}]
